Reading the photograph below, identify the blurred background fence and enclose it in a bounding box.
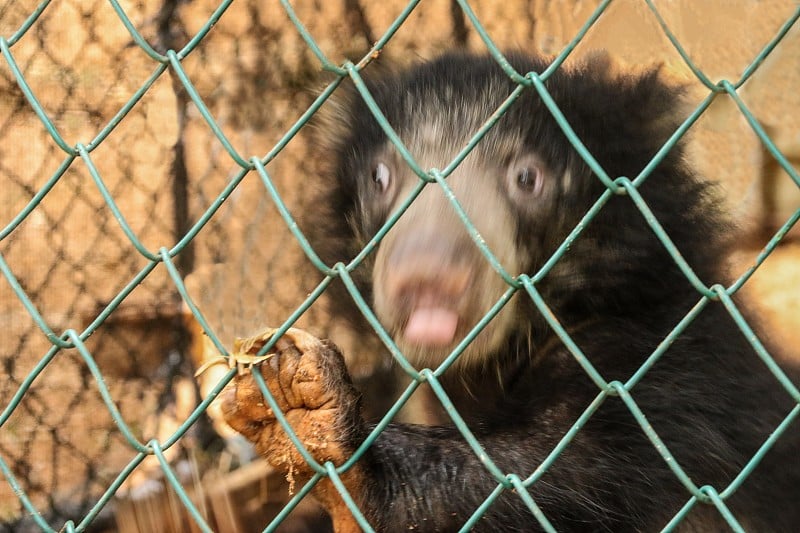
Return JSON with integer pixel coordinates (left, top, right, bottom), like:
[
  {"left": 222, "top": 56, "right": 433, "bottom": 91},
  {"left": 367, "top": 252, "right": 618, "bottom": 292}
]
[{"left": 1, "top": 1, "right": 799, "bottom": 531}]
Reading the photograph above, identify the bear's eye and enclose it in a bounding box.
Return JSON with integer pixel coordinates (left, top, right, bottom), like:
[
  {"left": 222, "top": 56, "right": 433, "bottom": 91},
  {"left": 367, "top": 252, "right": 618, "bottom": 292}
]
[
  {"left": 372, "top": 162, "right": 391, "bottom": 193},
  {"left": 507, "top": 159, "right": 544, "bottom": 198},
  {"left": 515, "top": 167, "right": 541, "bottom": 193}
]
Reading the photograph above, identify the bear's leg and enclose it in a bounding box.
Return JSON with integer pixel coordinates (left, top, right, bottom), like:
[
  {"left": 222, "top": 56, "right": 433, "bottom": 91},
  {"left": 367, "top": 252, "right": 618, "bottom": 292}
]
[{"left": 221, "top": 328, "right": 366, "bottom": 532}]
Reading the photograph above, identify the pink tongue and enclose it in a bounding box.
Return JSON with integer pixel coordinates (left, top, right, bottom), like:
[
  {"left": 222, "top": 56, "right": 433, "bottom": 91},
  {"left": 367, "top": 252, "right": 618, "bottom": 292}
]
[{"left": 404, "top": 308, "right": 459, "bottom": 346}]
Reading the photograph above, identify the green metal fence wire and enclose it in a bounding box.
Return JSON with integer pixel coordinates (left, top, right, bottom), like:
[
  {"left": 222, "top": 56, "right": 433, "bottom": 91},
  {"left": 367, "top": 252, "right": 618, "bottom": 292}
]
[{"left": 1, "top": 1, "right": 799, "bottom": 532}]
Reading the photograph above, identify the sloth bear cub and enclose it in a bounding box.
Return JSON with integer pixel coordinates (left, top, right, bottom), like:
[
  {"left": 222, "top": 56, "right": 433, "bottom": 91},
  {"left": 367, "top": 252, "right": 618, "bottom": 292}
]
[{"left": 222, "top": 52, "right": 800, "bottom": 532}]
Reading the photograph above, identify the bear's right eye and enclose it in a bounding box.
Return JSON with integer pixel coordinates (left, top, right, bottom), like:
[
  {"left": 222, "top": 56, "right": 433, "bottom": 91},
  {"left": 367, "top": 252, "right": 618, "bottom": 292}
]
[{"left": 372, "top": 162, "right": 392, "bottom": 193}]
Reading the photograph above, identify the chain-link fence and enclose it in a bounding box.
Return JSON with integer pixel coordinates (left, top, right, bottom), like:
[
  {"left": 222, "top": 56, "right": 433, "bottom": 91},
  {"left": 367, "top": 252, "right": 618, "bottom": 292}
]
[{"left": 1, "top": 1, "right": 799, "bottom": 532}]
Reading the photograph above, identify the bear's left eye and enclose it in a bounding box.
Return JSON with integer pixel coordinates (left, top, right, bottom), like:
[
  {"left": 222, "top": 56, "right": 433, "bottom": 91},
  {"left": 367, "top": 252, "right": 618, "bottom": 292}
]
[
  {"left": 372, "top": 162, "right": 392, "bottom": 193},
  {"left": 506, "top": 157, "right": 544, "bottom": 198},
  {"left": 515, "top": 167, "right": 541, "bottom": 194}
]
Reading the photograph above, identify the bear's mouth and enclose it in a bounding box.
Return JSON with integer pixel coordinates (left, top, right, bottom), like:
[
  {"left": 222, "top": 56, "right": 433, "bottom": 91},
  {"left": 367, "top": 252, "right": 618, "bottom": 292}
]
[
  {"left": 398, "top": 288, "right": 463, "bottom": 347},
  {"left": 403, "top": 306, "right": 460, "bottom": 346}
]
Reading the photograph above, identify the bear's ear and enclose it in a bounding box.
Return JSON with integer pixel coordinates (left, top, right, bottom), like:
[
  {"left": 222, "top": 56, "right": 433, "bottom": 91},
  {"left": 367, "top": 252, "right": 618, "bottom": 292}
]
[
  {"left": 629, "top": 63, "right": 693, "bottom": 142},
  {"left": 311, "top": 77, "right": 359, "bottom": 156},
  {"left": 551, "top": 53, "right": 693, "bottom": 176},
  {"left": 310, "top": 53, "right": 405, "bottom": 157},
  {"left": 579, "top": 49, "right": 617, "bottom": 77},
  {"left": 578, "top": 49, "right": 692, "bottom": 112}
]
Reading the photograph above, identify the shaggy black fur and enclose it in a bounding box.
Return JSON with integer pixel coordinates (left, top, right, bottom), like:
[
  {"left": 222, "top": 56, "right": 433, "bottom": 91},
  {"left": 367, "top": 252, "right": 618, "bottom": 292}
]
[{"left": 307, "top": 51, "right": 800, "bottom": 532}]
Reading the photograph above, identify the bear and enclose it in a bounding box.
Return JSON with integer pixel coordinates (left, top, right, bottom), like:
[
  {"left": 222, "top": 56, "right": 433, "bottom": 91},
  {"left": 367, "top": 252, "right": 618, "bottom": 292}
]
[{"left": 221, "top": 51, "right": 800, "bottom": 532}]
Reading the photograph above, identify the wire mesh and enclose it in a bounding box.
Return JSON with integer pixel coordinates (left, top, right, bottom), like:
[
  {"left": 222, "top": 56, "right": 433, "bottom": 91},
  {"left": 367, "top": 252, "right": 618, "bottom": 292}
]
[{"left": 1, "top": 1, "right": 799, "bottom": 532}]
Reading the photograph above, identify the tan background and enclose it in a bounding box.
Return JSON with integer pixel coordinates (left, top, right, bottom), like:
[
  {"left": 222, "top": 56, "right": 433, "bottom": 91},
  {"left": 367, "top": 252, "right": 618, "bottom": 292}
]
[{"left": 0, "top": 0, "right": 798, "bottom": 529}]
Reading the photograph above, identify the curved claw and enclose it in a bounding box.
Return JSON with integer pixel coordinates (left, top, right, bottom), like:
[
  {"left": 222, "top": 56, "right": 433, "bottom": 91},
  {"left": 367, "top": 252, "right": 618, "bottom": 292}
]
[{"left": 194, "top": 327, "right": 279, "bottom": 377}]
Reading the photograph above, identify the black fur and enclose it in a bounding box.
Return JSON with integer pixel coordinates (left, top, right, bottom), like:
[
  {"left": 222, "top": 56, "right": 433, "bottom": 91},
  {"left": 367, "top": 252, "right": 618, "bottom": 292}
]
[{"left": 308, "top": 51, "right": 800, "bottom": 532}]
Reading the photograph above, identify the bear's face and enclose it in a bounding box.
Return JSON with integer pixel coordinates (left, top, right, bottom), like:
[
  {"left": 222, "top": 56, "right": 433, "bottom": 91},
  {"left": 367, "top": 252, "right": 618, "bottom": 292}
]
[
  {"left": 319, "top": 59, "right": 597, "bottom": 370},
  {"left": 316, "top": 52, "right": 695, "bottom": 370},
  {"left": 353, "top": 131, "right": 567, "bottom": 369}
]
